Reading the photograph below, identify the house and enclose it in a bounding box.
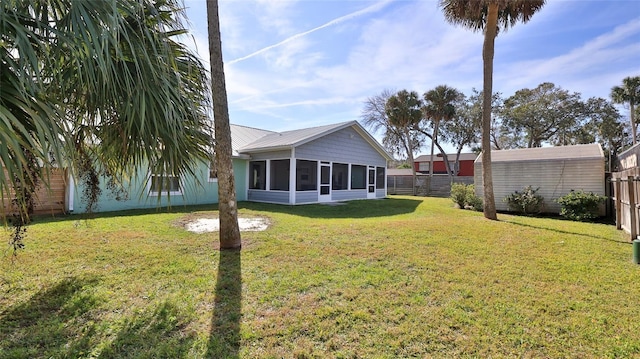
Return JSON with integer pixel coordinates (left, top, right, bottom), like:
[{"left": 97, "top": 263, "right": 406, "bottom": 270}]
[
  {"left": 414, "top": 153, "right": 477, "bottom": 176},
  {"left": 474, "top": 144, "right": 605, "bottom": 213},
  {"left": 67, "top": 121, "right": 392, "bottom": 213}
]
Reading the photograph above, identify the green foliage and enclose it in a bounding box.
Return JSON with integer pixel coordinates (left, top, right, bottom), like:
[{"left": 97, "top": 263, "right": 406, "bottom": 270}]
[
  {"left": 503, "top": 186, "right": 545, "bottom": 214},
  {"left": 557, "top": 190, "right": 606, "bottom": 221},
  {"left": 450, "top": 183, "right": 483, "bottom": 211}
]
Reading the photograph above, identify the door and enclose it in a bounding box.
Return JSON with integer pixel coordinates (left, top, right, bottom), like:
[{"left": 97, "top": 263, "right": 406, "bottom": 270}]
[
  {"left": 319, "top": 163, "right": 331, "bottom": 202},
  {"left": 367, "top": 166, "right": 376, "bottom": 199}
]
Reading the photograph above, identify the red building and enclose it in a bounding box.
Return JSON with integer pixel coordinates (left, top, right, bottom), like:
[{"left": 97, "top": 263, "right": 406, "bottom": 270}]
[{"left": 413, "top": 153, "right": 477, "bottom": 176}]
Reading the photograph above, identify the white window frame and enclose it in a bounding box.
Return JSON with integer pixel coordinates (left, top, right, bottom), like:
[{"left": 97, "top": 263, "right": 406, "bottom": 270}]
[{"left": 148, "top": 173, "right": 183, "bottom": 196}]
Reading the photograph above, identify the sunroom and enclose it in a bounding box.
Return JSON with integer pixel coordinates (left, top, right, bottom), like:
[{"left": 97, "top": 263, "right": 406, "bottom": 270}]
[{"left": 234, "top": 121, "right": 392, "bottom": 205}]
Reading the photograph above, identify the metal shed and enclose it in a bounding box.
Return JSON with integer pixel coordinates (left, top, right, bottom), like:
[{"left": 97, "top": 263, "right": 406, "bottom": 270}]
[{"left": 474, "top": 144, "right": 605, "bottom": 213}]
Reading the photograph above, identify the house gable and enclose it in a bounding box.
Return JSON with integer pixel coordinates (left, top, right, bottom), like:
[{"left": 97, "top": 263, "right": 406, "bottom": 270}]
[{"left": 295, "top": 126, "right": 387, "bottom": 166}]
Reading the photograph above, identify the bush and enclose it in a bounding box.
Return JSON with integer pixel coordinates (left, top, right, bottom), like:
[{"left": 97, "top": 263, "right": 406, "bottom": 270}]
[
  {"left": 557, "top": 190, "right": 605, "bottom": 221},
  {"left": 503, "top": 186, "right": 544, "bottom": 215},
  {"left": 450, "top": 183, "right": 483, "bottom": 211}
]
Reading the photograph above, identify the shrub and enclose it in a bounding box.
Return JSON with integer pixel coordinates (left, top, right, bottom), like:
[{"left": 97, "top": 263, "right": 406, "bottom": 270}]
[
  {"left": 450, "top": 183, "right": 468, "bottom": 208},
  {"left": 557, "top": 190, "right": 605, "bottom": 221},
  {"left": 503, "top": 186, "right": 544, "bottom": 215},
  {"left": 450, "top": 183, "right": 483, "bottom": 211}
]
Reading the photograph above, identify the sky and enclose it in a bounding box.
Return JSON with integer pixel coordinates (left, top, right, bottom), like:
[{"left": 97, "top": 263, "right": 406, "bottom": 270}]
[{"left": 180, "top": 0, "right": 640, "bottom": 154}]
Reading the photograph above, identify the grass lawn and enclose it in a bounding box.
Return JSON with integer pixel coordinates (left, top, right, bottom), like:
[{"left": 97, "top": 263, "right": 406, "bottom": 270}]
[{"left": 1, "top": 196, "right": 639, "bottom": 358}]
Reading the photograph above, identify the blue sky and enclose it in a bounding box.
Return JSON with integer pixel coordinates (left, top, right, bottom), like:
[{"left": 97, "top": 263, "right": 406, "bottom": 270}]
[{"left": 181, "top": 0, "right": 640, "bottom": 154}]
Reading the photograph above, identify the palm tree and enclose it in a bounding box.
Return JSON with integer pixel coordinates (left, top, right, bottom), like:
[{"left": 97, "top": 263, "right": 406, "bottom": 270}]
[
  {"left": 611, "top": 76, "right": 640, "bottom": 145},
  {"left": 439, "top": 0, "right": 546, "bottom": 220},
  {"left": 385, "top": 90, "right": 424, "bottom": 194},
  {"left": 423, "top": 85, "right": 464, "bottom": 183},
  {"left": 207, "top": 0, "right": 242, "bottom": 249},
  {"left": 1, "top": 0, "right": 211, "bottom": 220}
]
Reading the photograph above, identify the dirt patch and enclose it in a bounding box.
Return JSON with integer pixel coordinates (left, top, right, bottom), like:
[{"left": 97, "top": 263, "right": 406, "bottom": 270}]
[
  {"left": 175, "top": 213, "right": 270, "bottom": 233},
  {"left": 186, "top": 217, "right": 269, "bottom": 233}
]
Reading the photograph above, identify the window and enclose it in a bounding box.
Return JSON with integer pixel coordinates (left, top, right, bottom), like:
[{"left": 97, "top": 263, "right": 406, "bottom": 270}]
[
  {"left": 376, "top": 167, "right": 385, "bottom": 189},
  {"left": 149, "top": 174, "right": 181, "bottom": 196},
  {"left": 249, "top": 161, "right": 266, "bottom": 190},
  {"left": 418, "top": 162, "right": 430, "bottom": 172},
  {"left": 351, "top": 165, "right": 366, "bottom": 189},
  {"left": 270, "top": 159, "right": 290, "bottom": 191},
  {"left": 332, "top": 163, "right": 348, "bottom": 190},
  {"left": 208, "top": 160, "right": 217, "bottom": 182},
  {"left": 296, "top": 160, "right": 317, "bottom": 191}
]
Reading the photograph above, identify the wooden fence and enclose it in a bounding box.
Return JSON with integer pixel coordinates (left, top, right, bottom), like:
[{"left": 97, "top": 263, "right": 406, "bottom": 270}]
[
  {"left": 611, "top": 167, "right": 640, "bottom": 241},
  {"left": 1, "top": 168, "right": 68, "bottom": 217}
]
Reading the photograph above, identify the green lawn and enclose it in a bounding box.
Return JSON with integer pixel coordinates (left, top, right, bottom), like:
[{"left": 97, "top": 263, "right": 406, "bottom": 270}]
[{"left": 1, "top": 196, "right": 639, "bottom": 358}]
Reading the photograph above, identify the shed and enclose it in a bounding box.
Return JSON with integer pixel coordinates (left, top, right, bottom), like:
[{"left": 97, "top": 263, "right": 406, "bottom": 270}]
[{"left": 474, "top": 144, "right": 605, "bottom": 213}]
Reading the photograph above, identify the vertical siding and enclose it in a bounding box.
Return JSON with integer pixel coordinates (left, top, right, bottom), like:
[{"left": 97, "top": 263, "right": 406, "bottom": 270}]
[
  {"left": 475, "top": 158, "right": 605, "bottom": 213},
  {"left": 296, "top": 127, "right": 386, "bottom": 167}
]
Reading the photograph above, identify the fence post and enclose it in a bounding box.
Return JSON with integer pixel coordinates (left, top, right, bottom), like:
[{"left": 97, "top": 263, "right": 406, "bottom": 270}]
[
  {"left": 614, "top": 178, "right": 622, "bottom": 230},
  {"left": 629, "top": 176, "right": 637, "bottom": 240}
]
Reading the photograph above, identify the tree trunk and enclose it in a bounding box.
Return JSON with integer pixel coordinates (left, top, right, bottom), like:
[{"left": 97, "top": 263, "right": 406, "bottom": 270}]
[
  {"left": 404, "top": 128, "right": 418, "bottom": 195},
  {"left": 207, "top": 0, "right": 241, "bottom": 249},
  {"left": 631, "top": 101, "right": 637, "bottom": 145},
  {"left": 481, "top": 3, "right": 498, "bottom": 220}
]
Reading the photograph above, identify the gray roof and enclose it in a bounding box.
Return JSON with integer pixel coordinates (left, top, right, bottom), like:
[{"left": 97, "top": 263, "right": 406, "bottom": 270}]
[
  {"left": 475, "top": 143, "right": 604, "bottom": 163},
  {"left": 229, "top": 124, "right": 275, "bottom": 157},
  {"left": 233, "top": 121, "right": 392, "bottom": 160},
  {"left": 415, "top": 153, "right": 478, "bottom": 162}
]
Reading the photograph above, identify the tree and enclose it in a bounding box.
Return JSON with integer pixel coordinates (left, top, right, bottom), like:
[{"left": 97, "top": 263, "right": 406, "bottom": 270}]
[
  {"left": 360, "top": 89, "right": 422, "bottom": 188},
  {"left": 499, "top": 83, "right": 584, "bottom": 148},
  {"left": 584, "top": 97, "right": 626, "bottom": 171},
  {"left": 207, "top": 0, "right": 241, "bottom": 249},
  {"left": 1, "top": 0, "right": 211, "bottom": 223},
  {"left": 611, "top": 76, "right": 640, "bottom": 145},
  {"left": 422, "top": 85, "right": 464, "bottom": 181},
  {"left": 385, "top": 90, "right": 424, "bottom": 194},
  {"left": 440, "top": 91, "right": 482, "bottom": 171},
  {"left": 439, "top": 0, "right": 546, "bottom": 220}
]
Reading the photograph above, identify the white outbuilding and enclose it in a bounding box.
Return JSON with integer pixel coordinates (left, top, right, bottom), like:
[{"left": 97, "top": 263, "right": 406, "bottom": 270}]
[{"left": 474, "top": 144, "right": 605, "bottom": 213}]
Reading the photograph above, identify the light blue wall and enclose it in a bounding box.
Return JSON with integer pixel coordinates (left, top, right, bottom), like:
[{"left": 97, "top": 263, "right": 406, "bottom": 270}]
[{"left": 71, "top": 158, "right": 247, "bottom": 214}]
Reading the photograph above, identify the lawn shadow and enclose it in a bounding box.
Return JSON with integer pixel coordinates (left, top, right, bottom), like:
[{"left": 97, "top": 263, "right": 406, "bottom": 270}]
[
  {"left": 0, "top": 276, "right": 197, "bottom": 358},
  {"left": 29, "top": 197, "right": 423, "bottom": 224},
  {"left": 239, "top": 197, "right": 423, "bottom": 219},
  {"left": 97, "top": 301, "right": 197, "bottom": 358},
  {"left": 0, "top": 276, "right": 101, "bottom": 358},
  {"left": 504, "top": 219, "right": 629, "bottom": 244},
  {"left": 206, "top": 248, "right": 242, "bottom": 358}
]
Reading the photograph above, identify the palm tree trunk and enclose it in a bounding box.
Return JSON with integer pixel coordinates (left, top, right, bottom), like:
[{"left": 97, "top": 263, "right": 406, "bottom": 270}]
[
  {"left": 481, "top": 3, "right": 498, "bottom": 220},
  {"left": 207, "top": 0, "right": 241, "bottom": 249},
  {"left": 404, "top": 128, "right": 418, "bottom": 195}
]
